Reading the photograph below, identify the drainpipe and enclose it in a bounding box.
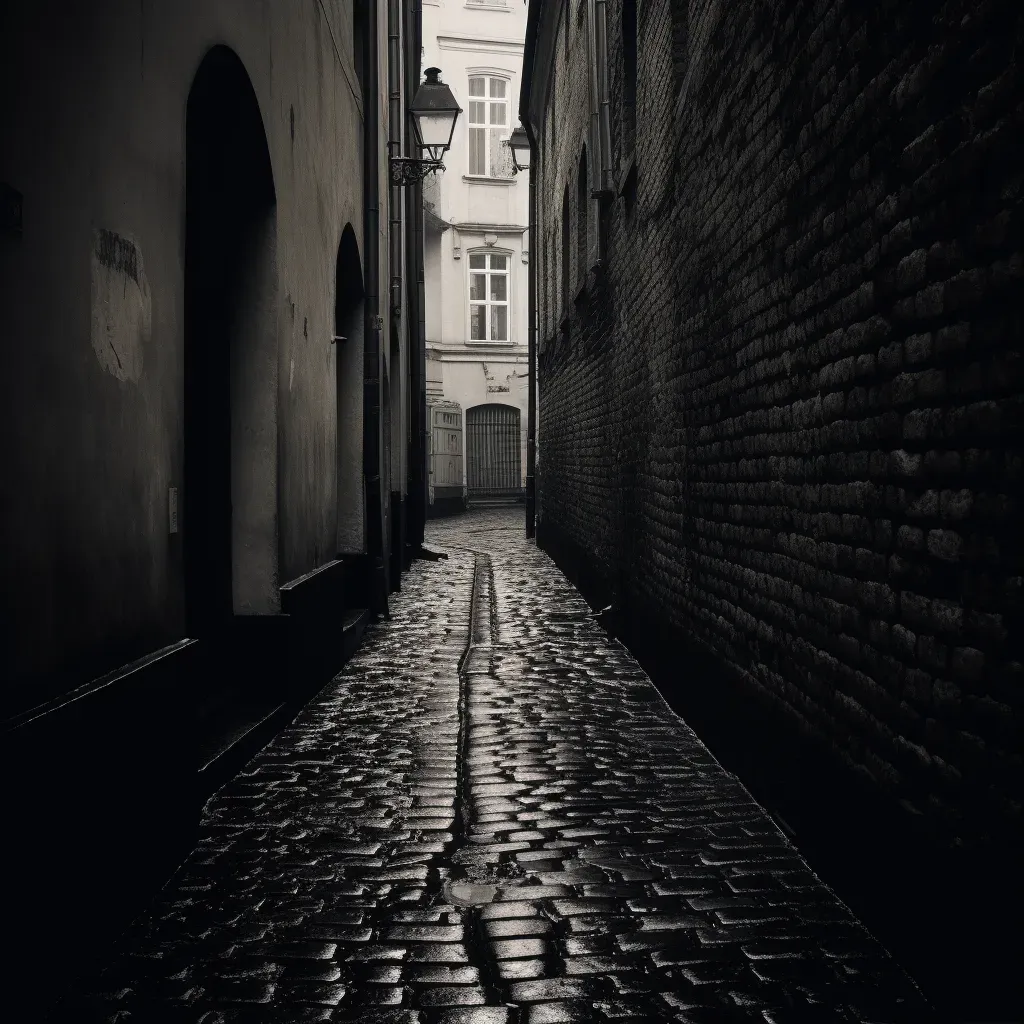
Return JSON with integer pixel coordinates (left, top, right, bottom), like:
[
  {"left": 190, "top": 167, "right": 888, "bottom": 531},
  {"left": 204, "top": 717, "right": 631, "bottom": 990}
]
[
  {"left": 407, "top": 0, "right": 427, "bottom": 549},
  {"left": 363, "top": 0, "right": 388, "bottom": 615},
  {"left": 586, "top": 0, "right": 600, "bottom": 185},
  {"left": 386, "top": 0, "right": 405, "bottom": 591},
  {"left": 388, "top": 0, "right": 403, "bottom": 322},
  {"left": 594, "top": 0, "right": 614, "bottom": 193},
  {"left": 413, "top": 182, "right": 428, "bottom": 545},
  {"left": 524, "top": 121, "right": 538, "bottom": 539}
]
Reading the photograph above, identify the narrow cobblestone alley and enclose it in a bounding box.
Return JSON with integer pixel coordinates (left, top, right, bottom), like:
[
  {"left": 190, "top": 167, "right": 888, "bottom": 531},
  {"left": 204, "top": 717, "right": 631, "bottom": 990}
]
[{"left": 56, "top": 509, "right": 930, "bottom": 1023}]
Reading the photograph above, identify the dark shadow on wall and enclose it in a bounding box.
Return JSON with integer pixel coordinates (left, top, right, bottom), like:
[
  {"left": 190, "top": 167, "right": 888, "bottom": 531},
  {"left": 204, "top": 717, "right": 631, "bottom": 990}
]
[{"left": 537, "top": 516, "right": 1022, "bottom": 1021}]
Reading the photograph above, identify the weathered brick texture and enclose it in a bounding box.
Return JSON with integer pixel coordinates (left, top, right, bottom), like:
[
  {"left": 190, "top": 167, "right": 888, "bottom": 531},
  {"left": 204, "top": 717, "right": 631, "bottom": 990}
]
[{"left": 534, "top": 0, "right": 1023, "bottom": 848}]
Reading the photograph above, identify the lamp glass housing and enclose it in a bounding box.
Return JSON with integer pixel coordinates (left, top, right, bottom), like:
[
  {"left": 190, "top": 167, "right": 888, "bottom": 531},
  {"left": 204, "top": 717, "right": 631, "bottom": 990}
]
[
  {"left": 507, "top": 125, "right": 532, "bottom": 173},
  {"left": 415, "top": 111, "right": 458, "bottom": 160},
  {"left": 409, "top": 68, "right": 461, "bottom": 163}
]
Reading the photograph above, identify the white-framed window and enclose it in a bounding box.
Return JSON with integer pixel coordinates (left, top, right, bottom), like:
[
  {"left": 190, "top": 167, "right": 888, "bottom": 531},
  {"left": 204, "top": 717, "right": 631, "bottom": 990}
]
[
  {"left": 467, "top": 76, "right": 513, "bottom": 177},
  {"left": 469, "top": 252, "right": 510, "bottom": 342}
]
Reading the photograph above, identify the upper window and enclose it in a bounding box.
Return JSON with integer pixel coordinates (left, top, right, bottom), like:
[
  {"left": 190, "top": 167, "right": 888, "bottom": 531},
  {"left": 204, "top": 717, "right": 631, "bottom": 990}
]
[
  {"left": 468, "top": 76, "right": 514, "bottom": 177},
  {"left": 469, "top": 252, "right": 510, "bottom": 342}
]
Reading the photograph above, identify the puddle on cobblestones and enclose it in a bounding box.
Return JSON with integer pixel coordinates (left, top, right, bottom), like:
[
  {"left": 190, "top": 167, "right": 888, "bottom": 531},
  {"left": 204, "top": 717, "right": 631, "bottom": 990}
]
[{"left": 444, "top": 880, "right": 500, "bottom": 906}]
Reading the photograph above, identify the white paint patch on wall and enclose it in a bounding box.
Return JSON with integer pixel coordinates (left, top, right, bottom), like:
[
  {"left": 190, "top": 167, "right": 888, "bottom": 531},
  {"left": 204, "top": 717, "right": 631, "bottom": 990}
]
[{"left": 90, "top": 227, "right": 151, "bottom": 383}]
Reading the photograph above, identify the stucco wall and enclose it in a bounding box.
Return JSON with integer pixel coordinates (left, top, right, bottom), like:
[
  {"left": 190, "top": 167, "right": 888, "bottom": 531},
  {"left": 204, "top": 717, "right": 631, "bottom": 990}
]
[
  {"left": 422, "top": 0, "right": 529, "bottom": 232},
  {"left": 0, "top": 0, "right": 376, "bottom": 714},
  {"left": 440, "top": 358, "right": 529, "bottom": 483}
]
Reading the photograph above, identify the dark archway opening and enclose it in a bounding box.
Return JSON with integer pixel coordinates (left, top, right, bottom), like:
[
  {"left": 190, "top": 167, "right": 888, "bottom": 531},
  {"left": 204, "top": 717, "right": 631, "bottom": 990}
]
[
  {"left": 184, "top": 46, "right": 277, "bottom": 638},
  {"left": 335, "top": 224, "right": 365, "bottom": 554}
]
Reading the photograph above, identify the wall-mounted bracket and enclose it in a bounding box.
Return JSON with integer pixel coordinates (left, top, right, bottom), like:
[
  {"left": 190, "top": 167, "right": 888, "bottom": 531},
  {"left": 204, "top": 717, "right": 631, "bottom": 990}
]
[{"left": 389, "top": 158, "right": 444, "bottom": 187}]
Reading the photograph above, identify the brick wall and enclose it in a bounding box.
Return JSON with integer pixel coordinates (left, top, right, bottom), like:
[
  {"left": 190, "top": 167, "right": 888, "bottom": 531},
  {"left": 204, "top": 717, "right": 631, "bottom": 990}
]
[{"left": 534, "top": 0, "right": 1023, "bottom": 848}]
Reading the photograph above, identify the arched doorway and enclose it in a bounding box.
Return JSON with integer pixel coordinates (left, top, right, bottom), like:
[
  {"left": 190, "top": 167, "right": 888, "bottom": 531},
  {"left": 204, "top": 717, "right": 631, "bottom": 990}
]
[
  {"left": 184, "top": 46, "right": 279, "bottom": 634},
  {"left": 335, "top": 224, "right": 364, "bottom": 554},
  {"left": 466, "top": 404, "right": 523, "bottom": 502}
]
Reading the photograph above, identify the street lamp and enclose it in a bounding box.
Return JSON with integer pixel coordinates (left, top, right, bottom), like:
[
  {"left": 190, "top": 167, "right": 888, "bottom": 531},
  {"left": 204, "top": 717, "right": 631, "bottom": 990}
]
[
  {"left": 506, "top": 124, "right": 532, "bottom": 175},
  {"left": 390, "top": 67, "right": 462, "bottom": 186}
]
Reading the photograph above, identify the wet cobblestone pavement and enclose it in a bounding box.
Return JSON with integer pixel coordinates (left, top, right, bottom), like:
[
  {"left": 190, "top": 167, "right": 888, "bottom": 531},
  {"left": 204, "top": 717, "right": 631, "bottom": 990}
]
[{"left": 56, "top": 509, "right": 931, "bottom": 1022}]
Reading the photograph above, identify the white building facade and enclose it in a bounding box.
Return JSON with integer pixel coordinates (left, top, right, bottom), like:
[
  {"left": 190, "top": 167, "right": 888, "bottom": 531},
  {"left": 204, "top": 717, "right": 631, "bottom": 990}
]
[{"left": 422, "top": 0, "right": 529, "bottom": 508}]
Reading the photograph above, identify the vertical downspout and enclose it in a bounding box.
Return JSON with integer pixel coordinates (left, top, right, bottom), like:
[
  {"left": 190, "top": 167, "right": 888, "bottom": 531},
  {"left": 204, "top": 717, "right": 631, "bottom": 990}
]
[
  {"left": 525, "top": 123, "right": 538, "bottom": 539},
  {"left": 414, "top": 180, "right": 428, "bottom": 546},
  {"left": 387, "top": 0, "right": 404, "bottom": 591},
  {"left": 408, "top": 0, "right": 427, "bottom": 550},
  {"left": 388, "top": 0, "right": 403, "bottom": 326},
  {"left": 363, "top": 0, "right": 387, "bottom": 615},
  {"left": 594, "top": 0, "right": 613, "bottom": 192},
  {"left": 586, "top": 0, "right": 600, "bottom": 190}
]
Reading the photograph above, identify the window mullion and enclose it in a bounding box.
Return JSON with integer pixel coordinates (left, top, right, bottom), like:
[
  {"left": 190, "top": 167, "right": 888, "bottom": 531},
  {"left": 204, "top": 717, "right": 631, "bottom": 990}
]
[{"left": 487, "top": 80, "right": 494, "bottom": 176}]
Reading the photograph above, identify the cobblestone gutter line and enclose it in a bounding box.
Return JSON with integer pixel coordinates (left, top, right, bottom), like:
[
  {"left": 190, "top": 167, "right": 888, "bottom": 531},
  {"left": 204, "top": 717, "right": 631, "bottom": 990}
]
[{"left": 55, "top": 509, "right": 932, "bottom": 1022}]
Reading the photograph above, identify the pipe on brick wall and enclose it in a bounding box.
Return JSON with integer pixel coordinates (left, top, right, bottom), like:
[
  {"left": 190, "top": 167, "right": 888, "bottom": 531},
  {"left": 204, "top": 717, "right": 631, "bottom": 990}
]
[
  {"left": 363, "top": 0, "right": 388, "bottom": 615},
  {"left": 387, "top": 0, "right": 403, "bottom": 322},
  {"left": 594, "top": 0, "right": 613, "bottom": 194},
  {"left": 386, "top": 0, "right": 405, "bottom": 590},
  {"left": 586, "top": 0, "right": 600, "bottom": 192},
  {"left": 525, "top": 120, "right": 538, "bottom": 539}
]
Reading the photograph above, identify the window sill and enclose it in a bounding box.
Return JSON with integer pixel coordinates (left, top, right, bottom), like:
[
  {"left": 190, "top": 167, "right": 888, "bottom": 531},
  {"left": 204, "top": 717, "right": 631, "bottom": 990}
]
[
  {"left": 463, "top": 174, "right": 516, "bottom": 186},
  {"left": 464, "top": 2, "right": 512, "bottom": 10},
  {"left": 467, "top": 339, "right": 516, "bottom": 346}
]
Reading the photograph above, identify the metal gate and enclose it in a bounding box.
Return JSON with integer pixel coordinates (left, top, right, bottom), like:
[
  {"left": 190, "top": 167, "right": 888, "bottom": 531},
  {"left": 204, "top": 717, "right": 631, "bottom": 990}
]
[{"left": 466, "top": 404, "right": 522, "bottom": 501}]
